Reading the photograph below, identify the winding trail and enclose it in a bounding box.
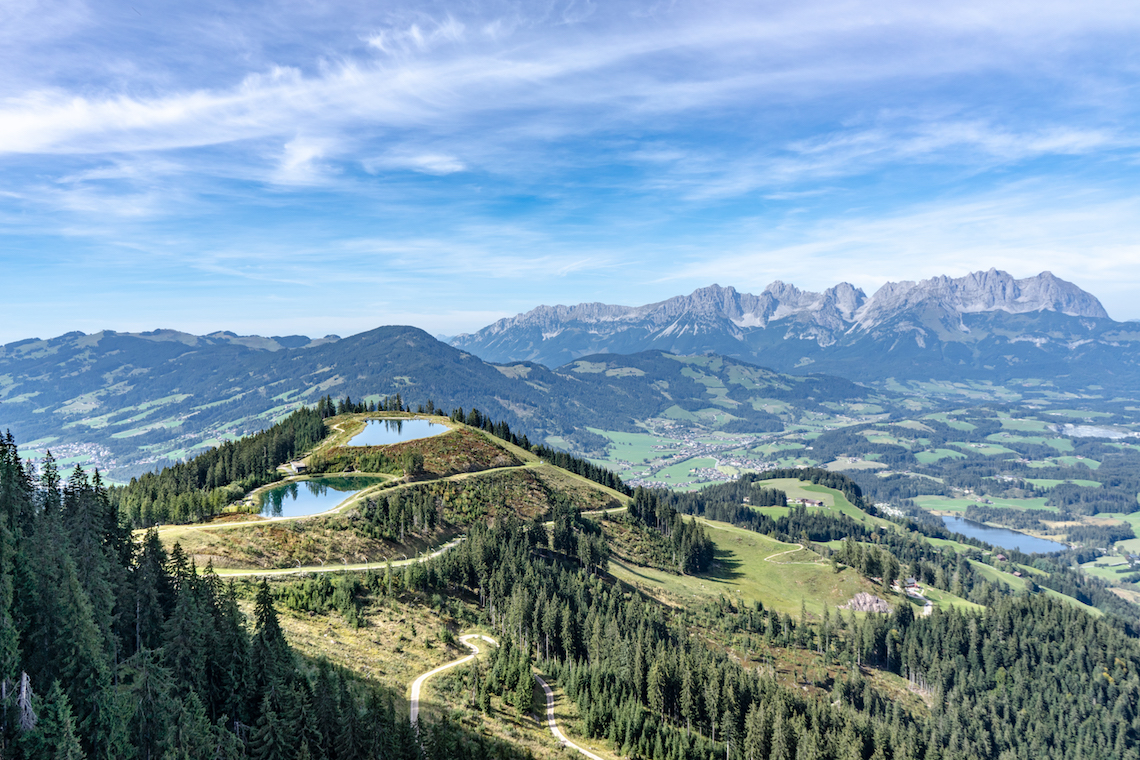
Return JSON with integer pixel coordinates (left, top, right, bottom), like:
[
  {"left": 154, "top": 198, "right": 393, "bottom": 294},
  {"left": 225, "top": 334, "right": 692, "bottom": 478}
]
[
  {"left": 214, "top": 535, "right": 467, "bottom": 578},
  {"left": 406, "top": 638, "right": 608, "bottom": 760},
  {"left": 763, "top": 544, "right": 804, "bottom": 563},
  {"left": 535, "top": 674, "right": 607, "bottom": 760},
  {"left": 760, "top": 541, "right": 831, "bottom": 567},
  {"left": 409, "top": 634, "right": 496, "bottom": 725}
]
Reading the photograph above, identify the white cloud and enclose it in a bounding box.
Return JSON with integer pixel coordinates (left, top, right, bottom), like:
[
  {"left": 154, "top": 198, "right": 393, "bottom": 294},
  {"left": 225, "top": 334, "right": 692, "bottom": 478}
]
[
  {"left": 364, "top": 152, "right": 467, "bottom": 175},
  {"left": 272, "top": 135, "right": 336, "bottom": 185},
  {"left": 1, "top": 1, "right": 1136, "bottom": 167},
  {"left": 365, "top": 15, "right": 467, "bottom": 56},
  {"left": 655, "top": 182, "right": 1140, "bottom": 320}
]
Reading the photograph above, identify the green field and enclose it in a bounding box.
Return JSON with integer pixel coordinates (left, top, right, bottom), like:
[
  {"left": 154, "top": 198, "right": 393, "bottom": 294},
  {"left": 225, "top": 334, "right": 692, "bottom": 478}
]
[
  {"left": 969, "top": 560, "right": 1101, "bottom": 616},
  {"left": 654, "top": 457, "right": 719, "bottom": 485},
  {"left": 751, "top": 442, "right": 805, "bottom": 455},
  {"left": 588, "top": 428, "right": 681, "bottom": 463},
  {"left": 609, "top": 519, "right": 877, "bottom": 617},
  {"left": 1079, "top": 557, "right": 1134, "bottom": 584},
  {"left": 1047, "top": 409, "right": 1112, "bottom": 419},
  {"left": 950, "top": 441, "right": 1017, "bottom": 456},
  {"left": 924, "top": 536, "right": 984, "bottom": 553},
  {"left": 914, "top": 448, "right": 967, "bottom": 464},
  {"left": 1024, "top": 478, "right": 1100, "bottom": 490},
  {"left": 914, "top": 495, "right": 1055, "bottom": 512},
  {"left": 996, "top": 414, "right": 1049, "bottom": 432},
  {"left": 919, "top": 586, "right": 985, "bottom": 612},
  {"left": 1100, "top": 512, "right": 1140, "bottom": 553},
  {"left": 922, "top": 412, "right": 978, "bottom": 431},
  {"left": 824, "top": 459, "right": 888, "bottom": 471}
]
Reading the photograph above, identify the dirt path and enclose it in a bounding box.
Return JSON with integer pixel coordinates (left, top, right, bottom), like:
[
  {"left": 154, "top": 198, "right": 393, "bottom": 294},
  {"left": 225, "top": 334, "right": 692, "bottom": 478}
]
[
  {"left": 213, "top": 536, "right": 466, "bottom": 578},
  {"left": 409, "top": 634, "right": 497, "bottom": 725},
  {"left": 761, "top": 542, "right": 830, "bottom": 567},
  {"left": 763, "top": 544, "right": 804, "bottom": 562},
  {"left": 535, "top": 673, "right": 607, "bottom": 760}
]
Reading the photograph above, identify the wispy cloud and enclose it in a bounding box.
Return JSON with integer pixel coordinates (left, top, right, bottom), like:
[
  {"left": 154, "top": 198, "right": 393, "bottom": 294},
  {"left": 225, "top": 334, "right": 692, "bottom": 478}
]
[
  {"left": 656, "top": 181, "right": 1140, "bottom": 319},
  {"left": 3, "top": 0, "right": 1140, "bottom": 340}
]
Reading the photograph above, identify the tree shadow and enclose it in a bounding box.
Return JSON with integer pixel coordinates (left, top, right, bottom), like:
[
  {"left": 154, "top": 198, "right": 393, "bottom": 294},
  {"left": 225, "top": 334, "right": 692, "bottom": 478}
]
[{"left": 701, "top": 546, "right": 743, "bottom": 583}]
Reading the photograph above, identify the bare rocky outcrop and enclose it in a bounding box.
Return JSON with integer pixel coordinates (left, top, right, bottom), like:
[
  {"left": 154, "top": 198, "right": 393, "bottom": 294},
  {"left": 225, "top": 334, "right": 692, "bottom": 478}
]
[{"left": 841, "top": 593, "right": 891, "bottom": 613}]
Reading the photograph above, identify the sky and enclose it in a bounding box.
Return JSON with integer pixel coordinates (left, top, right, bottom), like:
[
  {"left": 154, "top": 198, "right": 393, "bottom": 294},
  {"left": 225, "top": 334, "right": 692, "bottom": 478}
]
[{"left": 2, "top": 0, "right": 1140, "bottom": 343}]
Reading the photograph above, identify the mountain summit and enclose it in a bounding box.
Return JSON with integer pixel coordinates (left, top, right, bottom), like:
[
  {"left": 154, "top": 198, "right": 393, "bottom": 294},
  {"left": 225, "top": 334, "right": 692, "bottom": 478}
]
[
  {"left": 452, "top": 270, "right": 1124, "bottom": 382},
  {"left": 853, "top": 269, "right": 1107, "bottom": 328}
]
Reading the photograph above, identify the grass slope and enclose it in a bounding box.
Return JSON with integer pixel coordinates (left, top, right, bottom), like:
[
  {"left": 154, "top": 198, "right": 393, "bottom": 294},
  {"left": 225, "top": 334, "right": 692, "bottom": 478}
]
[{"left": 610, "top": 518, "right": 878, "bottom": 617}]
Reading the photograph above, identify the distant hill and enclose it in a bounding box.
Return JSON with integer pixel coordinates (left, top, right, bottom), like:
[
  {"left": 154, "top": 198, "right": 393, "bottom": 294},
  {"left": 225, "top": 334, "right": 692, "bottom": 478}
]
[
  {"left": 0, "top": 326, "right": 890, "bottom": 479},
  {"left": 451, "top": 269, "right": 1140, "bottom": 387}
]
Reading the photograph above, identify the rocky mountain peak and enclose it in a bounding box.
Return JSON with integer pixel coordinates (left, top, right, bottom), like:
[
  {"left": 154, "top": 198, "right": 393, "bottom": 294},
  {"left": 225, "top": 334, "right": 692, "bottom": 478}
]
[
  {"left": 854, "top": 269, "right": 1108, "bottom": 327},
  {"left": 450, "top": 269, "right": 1110, "bottom": 367}
]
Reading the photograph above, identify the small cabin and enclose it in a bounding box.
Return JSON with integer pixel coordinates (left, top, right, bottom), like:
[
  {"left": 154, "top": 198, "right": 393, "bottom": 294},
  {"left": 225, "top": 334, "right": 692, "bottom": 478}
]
[{"left": 290, "top": 461, "right": 307, "bottom": 474}]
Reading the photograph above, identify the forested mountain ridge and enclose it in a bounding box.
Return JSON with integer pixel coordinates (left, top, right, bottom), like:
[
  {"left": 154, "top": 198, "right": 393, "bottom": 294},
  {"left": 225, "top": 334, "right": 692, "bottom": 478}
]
[
  {"left": 0, "top": 431, "right": 538, "bottom": 760},
  {"left": 0, "top": 327, "right": 891, "bottom": 479},
  {"left": 4, "top": 400, "right": 1140, "bottom": 759},
  {"left": 451, "top": 270, "right": 1140, "bottom": 388}
]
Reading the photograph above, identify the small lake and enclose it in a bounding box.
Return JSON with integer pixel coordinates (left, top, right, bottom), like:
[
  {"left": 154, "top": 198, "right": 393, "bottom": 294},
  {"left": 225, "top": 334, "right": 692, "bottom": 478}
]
[
  {"left": 258, "top": 476, "right": 377, "bottom": 518},
  {"left": 941, "top": 515, "right": 1066, "bottom": 554},
  {"left": 347, "top": 419, "right": 449, "bottom": 446}
]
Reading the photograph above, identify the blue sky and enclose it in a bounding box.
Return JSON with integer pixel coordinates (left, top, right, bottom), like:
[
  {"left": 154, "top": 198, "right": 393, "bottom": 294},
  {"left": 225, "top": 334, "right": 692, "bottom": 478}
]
[{"left": 2, "top": 0, "right": 1140, "bottom": 342}]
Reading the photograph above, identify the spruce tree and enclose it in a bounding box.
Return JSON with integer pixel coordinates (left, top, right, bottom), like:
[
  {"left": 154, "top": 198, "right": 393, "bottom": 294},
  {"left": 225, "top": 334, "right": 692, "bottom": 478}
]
[
  {"left": 131, "top": 529, "right": 173, "bottom": 654},
  {"left": 122, "top": 648, "right": 177, "bottom": 760},
  {"left": 26, "top": 681, "right": 85, "bottom": 760},
  {"left": 163, "top": 567, "right": 208, "bottom": 699},
  {"left": 250, "top": 695, "right": 288, "bottom": 760},
  {"left": 166, "top": 691, "right": 216, "bottom": 760}
]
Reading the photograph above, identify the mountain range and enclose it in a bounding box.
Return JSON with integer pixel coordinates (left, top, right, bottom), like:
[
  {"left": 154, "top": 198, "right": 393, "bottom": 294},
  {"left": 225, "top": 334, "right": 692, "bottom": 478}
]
[
  {"left": 5, "top": 267, "right": 1138, "bottom": 479},
  {"left": 451, "top": 269, "right": 1134, "bottom": 385},
  {"left": 0, "top": 325, "right": 886, "bottom": 479}
]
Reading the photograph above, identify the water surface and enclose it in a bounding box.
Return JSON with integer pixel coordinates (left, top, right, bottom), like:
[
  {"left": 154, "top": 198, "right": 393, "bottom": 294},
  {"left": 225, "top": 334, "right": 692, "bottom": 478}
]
[
  {"left": 347, "top": 419, "right": 448, "bottom": 446},
  {"left": 941, "top": 515, "right": 1066, "bottom": 554},
  {"left": 259, "top": 476, "right": 376, "bottom": 518}
]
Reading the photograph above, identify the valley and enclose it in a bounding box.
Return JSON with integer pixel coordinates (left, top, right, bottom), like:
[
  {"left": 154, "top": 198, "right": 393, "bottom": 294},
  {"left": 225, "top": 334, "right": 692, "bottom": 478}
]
[
  {"left": 5, "top": 382, "right": 1140, "bottom": 759},
  {"left": 6, "top": 271, "right": 1140, "bottom": 758}
]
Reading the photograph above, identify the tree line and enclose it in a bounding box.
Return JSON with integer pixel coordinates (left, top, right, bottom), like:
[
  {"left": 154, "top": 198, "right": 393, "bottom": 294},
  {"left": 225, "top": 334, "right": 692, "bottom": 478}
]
[
  {"left": 450, "top": 407, "right": 631, "bottom": 495},
  {"left": 111, "top": 407, "right": 328, "bottom": 527}
]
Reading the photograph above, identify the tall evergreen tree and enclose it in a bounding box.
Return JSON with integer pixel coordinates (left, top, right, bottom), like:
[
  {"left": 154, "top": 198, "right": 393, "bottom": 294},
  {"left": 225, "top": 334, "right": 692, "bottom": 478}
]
[{"left": 23, "top": 681, "right": 84, "bottom": 760}]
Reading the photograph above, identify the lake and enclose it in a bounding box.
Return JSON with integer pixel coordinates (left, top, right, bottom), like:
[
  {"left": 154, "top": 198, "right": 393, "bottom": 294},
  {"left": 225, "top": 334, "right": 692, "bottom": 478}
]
[
  {"left": 258, "top": 476, "right": 377, "bottom": 518},
  {"left": 941, "top": 515, "right": 1066, "bottom": 554},
  {"left": 347, "top": 419, "right": 449, "bottom": 446}
]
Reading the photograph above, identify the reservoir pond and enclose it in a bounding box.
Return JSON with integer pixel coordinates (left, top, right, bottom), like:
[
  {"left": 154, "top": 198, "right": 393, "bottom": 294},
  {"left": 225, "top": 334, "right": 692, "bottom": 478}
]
[
  {"left": 259, "top": 476, "right": 377, "bottom": 518},
  {"left": 941, "top": 515, "right": 1066, "bottom": 554},
  {"left": 347, "top": 419, "right": 449, "bottom": 446}
]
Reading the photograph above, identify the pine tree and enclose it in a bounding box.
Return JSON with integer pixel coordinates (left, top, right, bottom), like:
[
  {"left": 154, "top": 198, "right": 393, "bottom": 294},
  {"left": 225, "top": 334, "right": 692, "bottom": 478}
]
[
  {"left": 131, "top": 529, "right": 173, "bottom": 654},
  {"left": 122, "top": 648, "right": 177, "bottom": 760},
  {"left": 251, "top": 695, "right": 288, "bottom": 760},
  {"left": 20, "top": 505, "right": 110, "bottom": 754},
  {"left": 335, "top": 674, "right": 361, "bottom": 760},
  {"left": 166, "top": 691, "right": 216, "bottom": 760},
  {"left": 25, "top": 681, "right": 85, "bottom": 760},
  {"left": 251, "top": 579, "right": 292, "bottom": 701},
  {"left": 211, "top": 579, "right": 251, "bottom": 724},
  {"left": 63, "top": 466, "right": 116, "bottom": 647},
  {"left": 289, "top": 683, "right": 324, "bottom": 760}
]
